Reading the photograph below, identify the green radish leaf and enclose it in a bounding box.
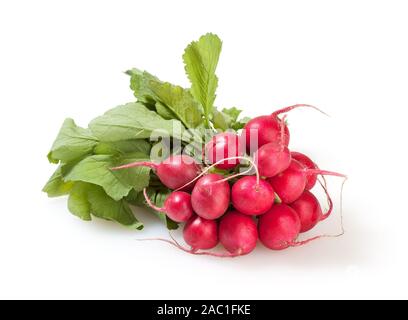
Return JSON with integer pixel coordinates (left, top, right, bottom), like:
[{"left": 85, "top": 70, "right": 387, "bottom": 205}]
[
  {"left": 155, "top": 101, "right": 176, "bottom": 120},
  {"left": 125, "top": 189, "right": 144, "bottom": 206},
  {"left": 183, "top": 33, "right": 222, "bottom": 127},
  {"left": 231, "top": 116, "right": 251, "bottom": 130},
  {"left": 48, "top": 118, "right": 98, "bottom": 164},
  {"left": 42, "top": 166, "right": 74, "bottom": 197},
  {"left": 68, "top": 182, "right": 92, "bottom": 221},
  {"left": 212, "top": 109, "right": 230, "bottom": 131},
  {"left": 274, "top": 193, "right": 282, "bottom": 204},
  {"left": 94, "top": 139, "right": 151, "bottom": 156},
  {"left": 222, "top": 107, "right": 242, "bottom": 122},
  {"left": 213, "top": 107, "right": 250, "bottom": 131},
  {"left": 67, "top": 182, "right": 143, "bottom": 229},
  {"left": 127, "top": 69, "right": 203, "bottom": 128},
  {"left": 149, "top": 139, "right": 172, "bottom": 162},
  {"left": 63, "top": 153, "right": 151, "bottom": 201},
  {"left": 87, "top": 186, "right": 143, "bottom": 229},
  {"left": 89, "top": 102, "right": 189, "bottom": 143}
]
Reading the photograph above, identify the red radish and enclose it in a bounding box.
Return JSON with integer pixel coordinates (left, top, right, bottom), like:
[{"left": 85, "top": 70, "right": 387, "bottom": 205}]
[
  {"left": 175, "top": 155, "right": 259, "bottom": 193},
  {"left": 191, "top": 173, "right": 230, "bottom": 220},
  {"left": 183, "top": 215, "right": 218, "bottom": 250},
  {"left": 244, "top": 104, "right": 328, "bottom": 153},
  {"left": 111, "top": 155, "right": 200, "bottom": 190},
  {"left": 174, "top": 155, "right": 253, "bottom": 192},
  {"left": 269, "top": 159, "right": 347, "bottom": 204},
  {"left": 205, "top": 132, "right": 243, "bottom": 170},
  {"left": 291, "top": 152, "right": 318, "bottom": 190},
  {"left": 290, "top": 190, "right": 322, "bottom": 232},
  {"left": 254, "top": 142, "right": 291, "bottom": 177},
  {"left": 244, "top": 115, "right": 289, "bottom": 153},
  {"left": 231, "top": 176, "right": 275, "bottom": 215},
  {"left": 146, "top": 176, "right": 343, "bottom": 257},
  {"left": 268, "top": 159, "right": 307, "bottom": 204},
  {"left": 219, "top": 211, "right": 258, "bottom": 255},
  {"left": 143, "top": 189, "right": 193, "bottom": 223},
  {"left": 258, "top": 204, "right": 301, "bottom": 250}
]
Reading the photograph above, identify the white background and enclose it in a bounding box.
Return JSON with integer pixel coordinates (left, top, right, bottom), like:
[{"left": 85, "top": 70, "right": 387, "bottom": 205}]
[{"left": 1, "top": 0, "right": 407, "bottom": 300}]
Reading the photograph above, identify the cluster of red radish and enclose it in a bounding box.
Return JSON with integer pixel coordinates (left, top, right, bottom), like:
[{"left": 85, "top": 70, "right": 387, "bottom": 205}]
[{"left": 113, "top": 105, "right": 346, "bottom": 257}]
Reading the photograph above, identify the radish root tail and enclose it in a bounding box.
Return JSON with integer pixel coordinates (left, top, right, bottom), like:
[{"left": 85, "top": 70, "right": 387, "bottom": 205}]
[
  {"left": 143, "top": 188, "right": 165, "bottom": 213},
  {"left": 136, "top": 232, "right": 243, "bottom": 258},
  {"left": 319, "top": 178, "right": 333, "bottom": 221},
  {"left": 272, "top": 104, "right": 330, "bottom": 117},
  {"left": 279, "top": 114, "right": 288, "bottom": 151},
  {"left": 176, "top": 156, "right": 261, "bottom": 191},
  {"left": 290, "top": 175, "right": 347, "bottom": 247}
]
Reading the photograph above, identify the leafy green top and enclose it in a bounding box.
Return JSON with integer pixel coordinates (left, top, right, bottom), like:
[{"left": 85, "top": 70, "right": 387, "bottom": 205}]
[
  {"left": 127, "top": 69, "right": 203, "bottom": 129},
  {"left": 183, "top": 33, "right": 222, "bottom": 128},
  {"left": 43, "top": 33, "right": 250, "bottom": 231}
]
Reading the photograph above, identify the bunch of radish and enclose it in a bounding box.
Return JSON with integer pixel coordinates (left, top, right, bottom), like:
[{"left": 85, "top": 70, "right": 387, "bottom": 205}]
[
  {"left": 44, "top": 33, "right": 346, "bottom": 257},
  {"left": 113, "top": 105, "right": 346, "bottom": 257}
]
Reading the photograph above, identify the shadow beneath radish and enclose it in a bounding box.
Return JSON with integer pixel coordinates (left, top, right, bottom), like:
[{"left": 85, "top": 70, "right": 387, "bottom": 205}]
[
  {"left": 72, "top": 205, "right": 165, "bottom": 236},
  {"left": 153, "top": 209, "right": 373, "bottom": 270},
  {"left": 218, "top": 213, "right": 372, "bottom": 270},
  {"left": 67, "top": 199, "right": 370, "bottom": 270}
]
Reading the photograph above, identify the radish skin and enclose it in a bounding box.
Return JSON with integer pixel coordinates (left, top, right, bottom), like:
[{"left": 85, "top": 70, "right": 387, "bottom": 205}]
[
  {"left": 219, "top": 211, "right": 258, "bottom": 255},
  {"left": 183, "top": 215, "right": 218, "bottom": 251},
  {"left": 112, "top": 155, "right": 200, "bottom": 191},
  {"left": 268, "top": 159, "right": 307, "bottom": 204},
  {"left": 244, "top": 115, "right": 290, "bottom": 152},
  {"left": 255, "top": 142, "right": 291, "bottom": 178},
  {"left": 243, "top": 104, "right": 327, "bottom": 153},
  {"left": 291, "top": 152, "right": 318, "bottom": 190},
  {"left": 268, "top": 159, "right": 346, "bottom": 204},
  {"left": 143, "top": 189, "right": 193, "bottom": 223},
  {"left": 258, "top": 204, "right": 301, "bottom": 250},
  {"left": 231, "top": 176, "right": 274, "bottom": 216},
  {"left": 191, "top": 173, "right": 230, "bottom": 220},
  {"left": 290, "top": 190, "right": 322, "bottom": 233},
  {"left": 205, "top": 132, "right": 244, "bottom": 170}
]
